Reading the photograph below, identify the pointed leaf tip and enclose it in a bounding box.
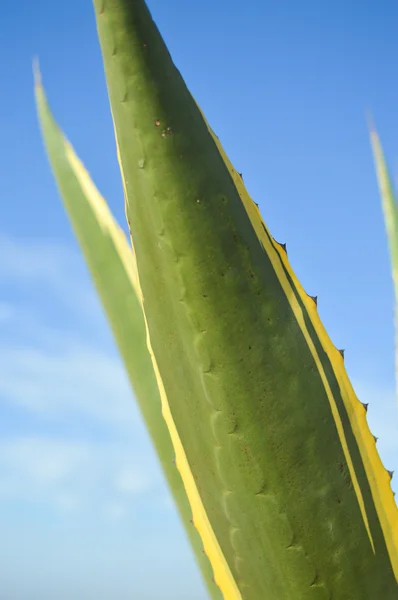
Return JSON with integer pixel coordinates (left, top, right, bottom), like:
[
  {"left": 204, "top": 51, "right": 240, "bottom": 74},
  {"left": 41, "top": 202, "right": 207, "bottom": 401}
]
[
  {"left": 32, "top": 56, "right": 42, "bottom": 88},
  {"left": 366, "top": 109, "right": 376, "bottom": 135}
]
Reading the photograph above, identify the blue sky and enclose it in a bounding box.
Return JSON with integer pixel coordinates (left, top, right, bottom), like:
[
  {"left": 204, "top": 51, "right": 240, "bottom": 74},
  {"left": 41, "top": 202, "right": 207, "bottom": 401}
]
[{"left": 1, "top": 0, "right": 398, "bottom": 598}]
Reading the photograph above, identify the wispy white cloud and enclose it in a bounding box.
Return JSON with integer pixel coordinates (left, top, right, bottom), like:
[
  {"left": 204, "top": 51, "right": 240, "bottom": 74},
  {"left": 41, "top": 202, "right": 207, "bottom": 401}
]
[
  {"left": 0, "top": 436, "right": 89, "bottom": 511},
  {"left": 115, "top": 468, "right": 151, "bottom": 495},
  {"left": 0, "top": 341, "right": 138, "bottom": 429},
  {"left": 0, "top": 235, "right": 100, "bottom": 319},
  {"left": 54, "top": 491, "right": 81, "bottom": 512},
  {"left": 0, "top": 234, "right": 163, "bottom": 516},
  {"left": 0, "top": 436, "right": 90, "bottom": 485},
  {"left": 0, "top": 234, "right": 146, "bottom": 430},
  {"left": 104, "top": 502, "right": 128, "bottom": 521},
  {"left": 0, "top": 434, "right": 160, "bottom": 515}
]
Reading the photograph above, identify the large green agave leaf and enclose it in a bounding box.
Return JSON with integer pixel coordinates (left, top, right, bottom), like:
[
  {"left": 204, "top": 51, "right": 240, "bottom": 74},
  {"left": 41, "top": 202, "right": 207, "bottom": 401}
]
[
  {"left": 34, "top": 71, "right": 223, "bottom": 600},
  {"left": 370, "top": 128, "right": 398, "bottom": 407},
  {"left": 92, "top": 1, "right": 398, "bottom": 598}
]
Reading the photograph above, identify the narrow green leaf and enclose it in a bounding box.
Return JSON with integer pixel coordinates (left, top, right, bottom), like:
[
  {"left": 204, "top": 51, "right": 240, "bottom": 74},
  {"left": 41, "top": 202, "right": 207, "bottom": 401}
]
[
  {"left": 34, "top": 69, "right": 222, "bottom": 600},
  {"left": 93, "top": 1, "right": 398, "bottom": 598},
  {"left": 370, "top": 127, "right": 398, "bottom": 408}
]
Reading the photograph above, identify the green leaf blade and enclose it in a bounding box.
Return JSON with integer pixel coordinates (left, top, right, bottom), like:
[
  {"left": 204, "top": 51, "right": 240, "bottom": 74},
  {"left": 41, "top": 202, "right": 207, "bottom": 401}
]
[
  {"left": 92, "top": 2, "right": 398, "bottom": 598},
  {"left": 370, "top": 127, "right": 398, "bottom": 411},
  {"left": 34, "top": 75, "right": 223, "bottom": 600}
]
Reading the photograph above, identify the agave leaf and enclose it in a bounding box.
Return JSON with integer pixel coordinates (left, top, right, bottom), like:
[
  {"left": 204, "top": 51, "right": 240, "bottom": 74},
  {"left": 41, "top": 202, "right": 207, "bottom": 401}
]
[
  {"left": 92, "top": 1, "right": 398, "bottom": 598},
  {"left": 34, "top": 69, "right": 222, "bottom": 600},
  {"left": 370, "top": 127, "right": 398, "bottom": 408}
]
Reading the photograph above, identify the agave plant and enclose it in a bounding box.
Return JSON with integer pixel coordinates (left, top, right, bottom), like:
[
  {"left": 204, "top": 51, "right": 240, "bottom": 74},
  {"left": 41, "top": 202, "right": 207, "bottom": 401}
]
[{"left": 35, "top": 1, "right": 398, "bottom": 598}]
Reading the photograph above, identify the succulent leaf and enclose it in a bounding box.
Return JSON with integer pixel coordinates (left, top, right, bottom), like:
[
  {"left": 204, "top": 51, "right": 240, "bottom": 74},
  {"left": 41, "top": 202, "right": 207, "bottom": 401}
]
[
  {"left": 92, "top": 2, "right": 398, "bottom": 598},
  {"left": 34, "top": 73, "right": 223, "bottom": 600},
  {"left": 370, "top": 127, "right": 398, "bottom": 410}
]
